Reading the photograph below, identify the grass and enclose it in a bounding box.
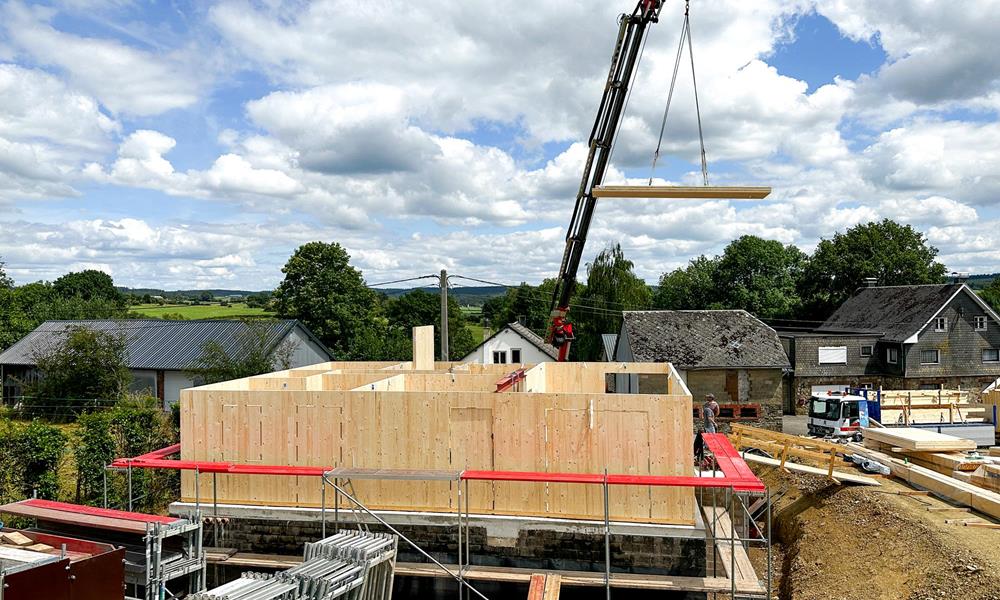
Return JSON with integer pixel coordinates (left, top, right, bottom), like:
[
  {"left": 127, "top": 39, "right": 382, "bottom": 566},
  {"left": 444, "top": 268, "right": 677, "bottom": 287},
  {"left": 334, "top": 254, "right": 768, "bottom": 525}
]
[{"left": 129, "top": 302, "right": 273, "bottom": 320}]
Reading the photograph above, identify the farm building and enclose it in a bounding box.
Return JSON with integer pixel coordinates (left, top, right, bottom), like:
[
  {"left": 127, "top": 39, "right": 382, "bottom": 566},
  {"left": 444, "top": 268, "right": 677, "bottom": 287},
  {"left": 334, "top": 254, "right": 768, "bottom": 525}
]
[{"left": 0, "top": 319, "right": 332, "bottom": 408}]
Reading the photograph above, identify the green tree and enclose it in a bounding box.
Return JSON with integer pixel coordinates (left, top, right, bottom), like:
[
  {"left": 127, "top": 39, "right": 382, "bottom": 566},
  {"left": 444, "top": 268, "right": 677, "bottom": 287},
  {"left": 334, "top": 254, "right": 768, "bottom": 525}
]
[
  {"left": 799, "top": 219, "right": 947, "bottom": 319},
  {"left": 573, "top": 244, "right": 651, "bottom": 360},
  {"left": 714, "top": 236, "right": 806, "bottom": 319},
  {"left": 0, "top": 258, "right": 12, "bottom": 289},
  {"left": 273, "top": 242, "right": 380, "bottom": 358},
  {"left": 980, "top": 277, "right": 1000, "bottom": 313},
  {"left": 27, "top": 326, "right": 131, "bottom": 416},
  {"left": 186, "top": 320, "right": 296, "bottom": 385},
  {"left": 53, "top": 270, "right": 125, "bottom": 306},
  {"left": 384, "top": 289, "right": 477, "bottom": 360},
  {"left": 653, "top": 255, "right": 720, "bottom": 311}
]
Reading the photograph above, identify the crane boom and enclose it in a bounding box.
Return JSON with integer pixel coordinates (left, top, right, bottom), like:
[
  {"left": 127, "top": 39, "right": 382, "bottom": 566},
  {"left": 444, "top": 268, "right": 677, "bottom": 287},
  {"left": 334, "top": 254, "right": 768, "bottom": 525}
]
[{"left": 546, "top": 0, "right": 664, "bottom": 360}]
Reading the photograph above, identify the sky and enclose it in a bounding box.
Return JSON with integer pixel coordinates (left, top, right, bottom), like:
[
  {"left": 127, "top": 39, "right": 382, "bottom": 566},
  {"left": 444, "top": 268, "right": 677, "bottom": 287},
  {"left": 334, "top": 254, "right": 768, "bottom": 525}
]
[{"left": 1, "top": 0, "right": 998, "bottom": 291}]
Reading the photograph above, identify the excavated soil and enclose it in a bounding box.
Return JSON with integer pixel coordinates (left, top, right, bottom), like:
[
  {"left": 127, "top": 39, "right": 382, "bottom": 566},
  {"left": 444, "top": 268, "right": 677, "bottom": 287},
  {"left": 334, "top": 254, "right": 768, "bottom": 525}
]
[{"left": 747, "top": 465, "right": 1000, "bottom": 600}]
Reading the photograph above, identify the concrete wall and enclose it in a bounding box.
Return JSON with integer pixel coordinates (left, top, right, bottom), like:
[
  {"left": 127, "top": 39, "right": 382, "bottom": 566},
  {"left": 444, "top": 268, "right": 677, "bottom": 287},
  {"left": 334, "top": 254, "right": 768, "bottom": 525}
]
[
  {"left": 460, "top": 328, "right": 553, "bottom": 365},
  {"left": 906, "top": 291, "right": 1000, "bottom": 378}
]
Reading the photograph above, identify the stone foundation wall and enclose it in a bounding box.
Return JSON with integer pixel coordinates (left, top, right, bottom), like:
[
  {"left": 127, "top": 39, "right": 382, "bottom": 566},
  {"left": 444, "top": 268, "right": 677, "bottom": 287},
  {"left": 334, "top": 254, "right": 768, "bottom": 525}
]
[{"left": 199, "top": 514, "right": 706, "bottom": 576}]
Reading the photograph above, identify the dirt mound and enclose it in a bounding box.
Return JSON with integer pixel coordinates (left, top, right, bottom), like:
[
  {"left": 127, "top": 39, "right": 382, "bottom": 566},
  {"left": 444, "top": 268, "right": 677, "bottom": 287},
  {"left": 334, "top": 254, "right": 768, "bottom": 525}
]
[{"left": 751, "top": 467, "right": 1000, "bottom": 600}]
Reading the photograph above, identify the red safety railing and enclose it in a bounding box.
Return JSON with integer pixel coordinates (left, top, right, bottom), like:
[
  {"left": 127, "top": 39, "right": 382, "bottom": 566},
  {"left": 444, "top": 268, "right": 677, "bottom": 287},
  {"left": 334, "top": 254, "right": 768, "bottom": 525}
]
[{"left": 111, "top": 432, "right": 764, "bottom": 493}]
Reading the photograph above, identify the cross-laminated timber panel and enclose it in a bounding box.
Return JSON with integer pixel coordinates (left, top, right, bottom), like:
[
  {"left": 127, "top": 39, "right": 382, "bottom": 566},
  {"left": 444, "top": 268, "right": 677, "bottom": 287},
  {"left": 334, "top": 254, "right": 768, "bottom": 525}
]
[{"left": 180, "top": 363, "right": 695, "bottom": 525}]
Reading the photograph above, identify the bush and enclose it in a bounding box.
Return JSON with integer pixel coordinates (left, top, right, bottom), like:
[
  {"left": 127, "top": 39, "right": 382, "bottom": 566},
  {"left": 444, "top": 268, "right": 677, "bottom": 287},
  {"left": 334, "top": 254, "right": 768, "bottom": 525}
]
[
  {"left": 74, "top": 395, "right": 178, "bottom": 512},
  {"left": 0, "top": 419, "right": 68, "bottom": 502}
]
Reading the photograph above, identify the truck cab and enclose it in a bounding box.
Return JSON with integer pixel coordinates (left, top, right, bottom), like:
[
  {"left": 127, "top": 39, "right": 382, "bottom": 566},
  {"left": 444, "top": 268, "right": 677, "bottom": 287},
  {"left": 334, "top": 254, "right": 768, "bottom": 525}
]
[{"left": 807, "top": 391, "right": 870, "bottom": 437}]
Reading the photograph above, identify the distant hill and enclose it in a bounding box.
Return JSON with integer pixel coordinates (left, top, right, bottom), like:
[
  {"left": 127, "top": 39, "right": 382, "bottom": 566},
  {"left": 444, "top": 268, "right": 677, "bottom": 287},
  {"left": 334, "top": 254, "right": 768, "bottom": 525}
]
[
  {"left": 377, "top": 285, "right": 506, "bottom": 306},
  {"left": 119, "top": 288, "right": 268, "bottom": 298},
  {"left": 966, "top": 274, "right": 998, "bottom": 290}
]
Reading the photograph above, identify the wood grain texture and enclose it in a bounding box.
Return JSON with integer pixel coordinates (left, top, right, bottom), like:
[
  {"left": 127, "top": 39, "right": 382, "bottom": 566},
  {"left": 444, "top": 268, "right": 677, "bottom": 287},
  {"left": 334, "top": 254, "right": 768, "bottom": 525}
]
[
  {"left": 591, "top": 185, "right": 770, "bottom": 199},
  {"left": 862, "top": 427, "right": 976, "bottom": 451},
  {"left": 180, "top": 362, "right": 695, "bottom": 524}
]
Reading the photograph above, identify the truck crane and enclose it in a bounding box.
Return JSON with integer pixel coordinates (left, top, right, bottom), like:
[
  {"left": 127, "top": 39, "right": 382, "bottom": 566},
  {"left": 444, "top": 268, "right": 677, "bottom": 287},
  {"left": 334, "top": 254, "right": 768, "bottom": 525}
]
[{"left": 546, "top": 0, "right": 665, "bottom": 361}]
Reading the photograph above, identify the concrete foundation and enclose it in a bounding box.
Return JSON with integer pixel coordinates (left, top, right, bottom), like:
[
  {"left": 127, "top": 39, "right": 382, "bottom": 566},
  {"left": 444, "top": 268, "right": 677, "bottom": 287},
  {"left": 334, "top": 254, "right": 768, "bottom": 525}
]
[{"left": 172, "top": 502, "right": 708, "bottom": 575}]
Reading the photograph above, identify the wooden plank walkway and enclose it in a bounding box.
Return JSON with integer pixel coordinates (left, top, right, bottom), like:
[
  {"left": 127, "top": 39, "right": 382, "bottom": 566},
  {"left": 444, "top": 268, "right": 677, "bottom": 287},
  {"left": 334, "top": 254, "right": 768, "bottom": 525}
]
[{"left": 701, "top": 506, "right": 759, "bottom": 588}]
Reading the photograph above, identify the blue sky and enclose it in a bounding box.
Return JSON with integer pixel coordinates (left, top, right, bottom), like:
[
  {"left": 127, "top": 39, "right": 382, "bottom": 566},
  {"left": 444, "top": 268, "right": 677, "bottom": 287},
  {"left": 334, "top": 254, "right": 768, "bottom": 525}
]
[{"left": 1, "top": 0, "right": 998, "bottom": 290}]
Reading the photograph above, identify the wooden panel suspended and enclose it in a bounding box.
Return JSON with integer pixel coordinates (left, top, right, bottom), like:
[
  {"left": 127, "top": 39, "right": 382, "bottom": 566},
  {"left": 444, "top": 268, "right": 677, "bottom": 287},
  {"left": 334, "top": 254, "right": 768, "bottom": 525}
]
[{"left": 591, "top": 185, "right": 771, "bottom": 199}]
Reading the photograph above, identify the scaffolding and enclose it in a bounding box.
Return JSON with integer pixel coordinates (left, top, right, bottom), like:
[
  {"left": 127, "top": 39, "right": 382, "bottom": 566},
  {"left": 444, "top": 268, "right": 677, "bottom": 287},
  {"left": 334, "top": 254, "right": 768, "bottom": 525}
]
[
  {"left": 190, "top": 530, "right": 398, "bottom": 600},
  {"left": 110, "top": 432, "right": 771, "bottom": 599}
]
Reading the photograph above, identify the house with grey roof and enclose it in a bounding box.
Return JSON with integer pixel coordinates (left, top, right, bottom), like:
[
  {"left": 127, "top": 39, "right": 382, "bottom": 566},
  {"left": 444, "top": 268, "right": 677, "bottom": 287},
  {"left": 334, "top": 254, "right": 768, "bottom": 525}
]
[
  {"left": 0, "top": 319, "right": 333, "bottom": 408},
  {"left": 460, "top": 322, "right": 559, "bottom": 365},
  {"left": 782, "top": 282, "right": 1000, "bottom": 407},
  {"left": 614, "top": 310, "right": 789, "bottom": 430}
]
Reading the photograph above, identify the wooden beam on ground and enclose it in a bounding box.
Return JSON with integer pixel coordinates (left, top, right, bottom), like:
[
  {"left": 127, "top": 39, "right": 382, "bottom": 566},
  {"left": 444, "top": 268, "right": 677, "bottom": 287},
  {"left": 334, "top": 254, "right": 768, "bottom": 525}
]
[
  {"left": 862, "top": 427, "right": 976, "bottom": 452},
  {"left": 544, "top": 574, "right": 562, "bottom": 599},
  {"left": 847, "top": 443, "right": 1000, "bottom": 521},
  {"left": 701, "top": 506, "right": 759, "bottom": 586},
  {"left": 740, "top": 452, "right": 881, "bottom": 486},
  {"left": 591, "top": 185, "right": 771, "bottom": 200},
  {"left": 394, "top": 563, "right": 765, "bottom": 594}
]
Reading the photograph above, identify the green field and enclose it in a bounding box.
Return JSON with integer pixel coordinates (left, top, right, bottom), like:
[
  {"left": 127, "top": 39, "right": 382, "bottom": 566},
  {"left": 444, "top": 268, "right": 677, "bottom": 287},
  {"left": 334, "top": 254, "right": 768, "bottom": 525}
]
[{"left": 130, "top": 303, "right": 273, "bottom": 320}]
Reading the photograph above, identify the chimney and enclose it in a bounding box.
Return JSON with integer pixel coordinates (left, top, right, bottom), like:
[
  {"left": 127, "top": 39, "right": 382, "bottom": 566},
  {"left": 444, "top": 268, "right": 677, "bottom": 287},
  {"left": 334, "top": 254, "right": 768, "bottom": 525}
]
[
  {"left": 950, "top": 271, "right": 969, "bottom": 284},
  {"left": 863, "top": 277, "right": 878, "bottom": 288}
]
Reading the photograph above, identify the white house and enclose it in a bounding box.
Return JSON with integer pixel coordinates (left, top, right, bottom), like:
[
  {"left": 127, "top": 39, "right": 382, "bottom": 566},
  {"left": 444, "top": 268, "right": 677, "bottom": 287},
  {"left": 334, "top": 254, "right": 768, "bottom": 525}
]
[
  {"left": 460, "top": 322, "right": 559, "bottom": 365},
  {"left": 0, "top": 319, "right": 333, "bottom": 408}
]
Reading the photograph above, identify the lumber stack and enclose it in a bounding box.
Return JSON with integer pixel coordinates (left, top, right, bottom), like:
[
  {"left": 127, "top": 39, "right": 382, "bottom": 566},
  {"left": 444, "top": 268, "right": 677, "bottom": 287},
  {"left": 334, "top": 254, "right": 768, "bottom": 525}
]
[
  {"left": 862, "top": 427, "right": 976, "bottom": 452},
  {"left": 847, "top": 443, "right": 1000, "bottom": 521}
]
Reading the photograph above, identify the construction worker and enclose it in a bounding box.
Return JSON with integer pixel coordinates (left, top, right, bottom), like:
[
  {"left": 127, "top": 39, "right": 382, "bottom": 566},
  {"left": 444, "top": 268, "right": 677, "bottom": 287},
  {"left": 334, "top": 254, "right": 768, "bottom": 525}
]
[{"left": 703, "top": 394, "right": 719, "bottom": 434}]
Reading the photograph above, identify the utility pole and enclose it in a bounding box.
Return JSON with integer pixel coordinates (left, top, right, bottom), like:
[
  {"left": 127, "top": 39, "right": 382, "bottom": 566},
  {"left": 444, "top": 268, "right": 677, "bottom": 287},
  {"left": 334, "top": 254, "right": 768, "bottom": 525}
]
[{"left": 439, "top": 269, "right": 449, "bottom": 361}]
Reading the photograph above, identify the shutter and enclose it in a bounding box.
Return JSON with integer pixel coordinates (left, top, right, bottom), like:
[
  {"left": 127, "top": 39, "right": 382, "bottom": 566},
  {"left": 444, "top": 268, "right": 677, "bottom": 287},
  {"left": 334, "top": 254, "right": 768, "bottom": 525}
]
[{"left": 818, "top": 346, "right": 848, "bottom": 364}]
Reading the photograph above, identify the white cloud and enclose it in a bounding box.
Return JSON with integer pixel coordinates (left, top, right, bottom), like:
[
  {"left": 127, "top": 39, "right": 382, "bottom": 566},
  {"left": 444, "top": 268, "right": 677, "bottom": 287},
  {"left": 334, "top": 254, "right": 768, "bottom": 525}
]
[{"left": 1, "top": 1, "right": 205, "bottom": 116}]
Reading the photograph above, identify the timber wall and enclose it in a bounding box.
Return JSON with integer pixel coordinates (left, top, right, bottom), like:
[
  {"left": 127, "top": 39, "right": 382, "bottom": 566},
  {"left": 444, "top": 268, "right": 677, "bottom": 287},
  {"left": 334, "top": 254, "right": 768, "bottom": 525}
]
[{"left": 180, "top": 359, "right": 695, "bottom": 525}]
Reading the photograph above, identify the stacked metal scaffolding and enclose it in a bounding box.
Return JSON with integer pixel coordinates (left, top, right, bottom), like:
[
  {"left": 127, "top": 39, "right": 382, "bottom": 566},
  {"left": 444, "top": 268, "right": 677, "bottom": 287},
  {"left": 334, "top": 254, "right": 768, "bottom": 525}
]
[{"left": 190, "top": 531, "right": 397, "bottom": 600}]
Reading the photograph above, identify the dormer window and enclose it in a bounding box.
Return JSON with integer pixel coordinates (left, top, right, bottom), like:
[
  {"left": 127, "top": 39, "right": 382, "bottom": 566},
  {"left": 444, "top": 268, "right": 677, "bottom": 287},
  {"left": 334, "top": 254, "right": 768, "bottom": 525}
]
[
  {"left": 976, "top": 316, "right": 988, "bottom": 331},
  {"left": 934, "top": 317, "right": 947, "bottom": 332}
]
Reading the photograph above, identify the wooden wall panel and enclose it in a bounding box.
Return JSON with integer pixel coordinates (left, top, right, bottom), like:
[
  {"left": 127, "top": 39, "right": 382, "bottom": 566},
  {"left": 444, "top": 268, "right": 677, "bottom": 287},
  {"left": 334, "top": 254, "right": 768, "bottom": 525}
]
[{"left": 180, "top": 362, "right": 695, "bottom": 525}]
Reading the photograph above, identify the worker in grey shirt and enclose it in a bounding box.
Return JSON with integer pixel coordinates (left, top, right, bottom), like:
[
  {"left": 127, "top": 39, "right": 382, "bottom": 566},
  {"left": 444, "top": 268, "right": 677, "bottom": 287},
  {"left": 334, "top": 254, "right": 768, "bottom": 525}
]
[{"left": 703, "top": 394, "right": 719, "bottom": 434}]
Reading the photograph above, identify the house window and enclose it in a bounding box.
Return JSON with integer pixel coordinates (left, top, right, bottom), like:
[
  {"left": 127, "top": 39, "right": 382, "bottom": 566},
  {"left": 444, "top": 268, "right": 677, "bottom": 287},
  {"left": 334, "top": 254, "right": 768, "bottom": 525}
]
[
  {"left": 511, "top": 348, "right": 522, "bottom": 364},
  {"left": 860, "top": 345, "right": 873, "bottom": 357},
  {"left": 920, "top": 349, "right": 940, "bottom": 364},
  {"left": 984, "top": 349, "right": 1000, "bottom": 363},
  {"left": 818, "top": 346, "right": 847, "bottom": 364},
  {"left": 492, "top": 350, "right": 508, "bottom": 364},
  {"left": 887, "top": 347, "right": 899, "bottom": 364},
  {"left": 934, "top": 317, "right": 947, "bottom": 332},
  {"left": 976, "top": 316, "right": 988, "bottom": 331}
]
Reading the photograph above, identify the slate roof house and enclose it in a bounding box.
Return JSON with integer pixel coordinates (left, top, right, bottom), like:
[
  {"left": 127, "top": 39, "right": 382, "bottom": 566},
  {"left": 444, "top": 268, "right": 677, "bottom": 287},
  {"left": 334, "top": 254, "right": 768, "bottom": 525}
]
[
  {"left": 614, "top": 310, "right": 789, "bottom": 430},
  {"left": 0, "top": 319, "right": 333, "bottom": 408},
  {"left": 782, "top": 282, "right": 1000, "bottom": 407},
  {"left": 460, "top": 322, "right": 559, "bottom": 364}
]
